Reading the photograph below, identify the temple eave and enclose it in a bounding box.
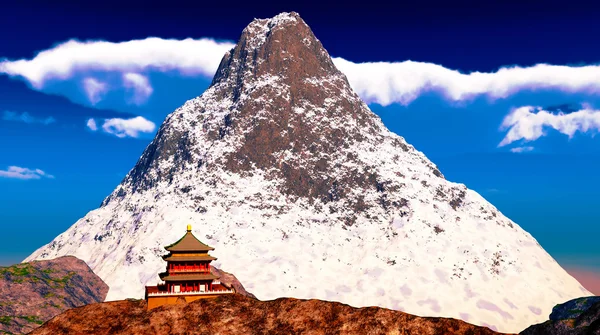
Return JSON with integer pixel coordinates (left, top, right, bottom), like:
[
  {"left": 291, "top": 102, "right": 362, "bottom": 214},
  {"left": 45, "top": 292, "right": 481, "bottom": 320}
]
[
  {"left": 162, "top": 255, "right": 217, "bottom": 262},
  {"left": 161, "top": 274, "right": 218, "bottom": 281}
]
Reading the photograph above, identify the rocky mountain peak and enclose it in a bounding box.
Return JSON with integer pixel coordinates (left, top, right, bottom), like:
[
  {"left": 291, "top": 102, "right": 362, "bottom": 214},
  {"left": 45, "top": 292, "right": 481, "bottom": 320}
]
[
  {"left": 104, "top": 11, "right": 442, "bottom": 215},
  {"left": 211, "top": 11, "right": 339, "bottom": 87}
]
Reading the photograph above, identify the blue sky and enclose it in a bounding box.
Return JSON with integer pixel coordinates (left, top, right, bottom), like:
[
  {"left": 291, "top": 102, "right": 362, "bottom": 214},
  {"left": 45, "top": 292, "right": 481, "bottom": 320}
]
[{"left": 1, "top": 0, "right": 599, "bottom": 289}]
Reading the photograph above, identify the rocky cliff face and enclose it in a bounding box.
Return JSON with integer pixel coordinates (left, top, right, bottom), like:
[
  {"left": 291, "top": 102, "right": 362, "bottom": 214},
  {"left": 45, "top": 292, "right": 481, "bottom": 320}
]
[
  {"left": 30, "top": 294, "right": 510, "bottom": 335},
  {"left": 26, "top": 12, "right": 590, "bottom": 333},
  {"left": 520, "top": 297, "right": 600, "bottom": 335},
  {"left": 0, "top": 256, "right": 108, "bottom": 335}
]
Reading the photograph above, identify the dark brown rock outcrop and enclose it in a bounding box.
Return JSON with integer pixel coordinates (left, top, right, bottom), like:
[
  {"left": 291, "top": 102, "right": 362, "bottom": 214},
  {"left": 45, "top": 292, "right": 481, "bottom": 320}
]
[
  {"left": 31, "top": 294, "right": 510, "bottom": 335},
  {"left": 0, "top": 256, "right": 107, "bottom": 335},
  {"left": 520, "top": 297, "right": 600, "bottom": 335}
]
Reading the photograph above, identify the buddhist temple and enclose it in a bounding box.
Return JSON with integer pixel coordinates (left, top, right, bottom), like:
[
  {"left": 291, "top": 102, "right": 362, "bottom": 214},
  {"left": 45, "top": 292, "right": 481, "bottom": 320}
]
[{"left": 145, "top": 224, "right": 235, "bottom": 309}]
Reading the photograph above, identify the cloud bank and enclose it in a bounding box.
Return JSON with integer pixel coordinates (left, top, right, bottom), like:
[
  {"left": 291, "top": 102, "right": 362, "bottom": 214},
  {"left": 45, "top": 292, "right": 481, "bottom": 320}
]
[
  {"left": 87, "top": 116, "right": 156, "bottom": 138},
  {"left": 0, "top": 166, "right": 54, "bottom": 180},
  {"left": 0, "top": 37, "right": 235, "bottom": 88},
  {"left": 3, "top": 38, "right": 600, "bottom": 107},
  {"left": 2, "top": 111, "right": 55, "bottom": 125},
  {"left": 498, "top": 106, "right": 600, "bottom": 147},
  {"left": 333, "top": 59, "right": 600, "bottom": 106}
]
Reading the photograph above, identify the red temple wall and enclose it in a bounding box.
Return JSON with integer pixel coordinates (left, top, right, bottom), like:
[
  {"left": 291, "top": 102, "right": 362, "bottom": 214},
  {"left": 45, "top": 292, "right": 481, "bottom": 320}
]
[{"left": 168, "top": 261, "right": 211, "bottom": 273}]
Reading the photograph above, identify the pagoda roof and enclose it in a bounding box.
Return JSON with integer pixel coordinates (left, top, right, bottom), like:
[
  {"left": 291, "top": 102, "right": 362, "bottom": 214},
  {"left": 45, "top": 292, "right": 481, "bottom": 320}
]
[
  {"left": 160, "top": 273, "right": 218, "bottom": 282},
  {"left": 164, "top": 226, "right": 215, "bottom": 252},
  {"left": 163, "top": 255, "right": 217, "bottom": 262}
]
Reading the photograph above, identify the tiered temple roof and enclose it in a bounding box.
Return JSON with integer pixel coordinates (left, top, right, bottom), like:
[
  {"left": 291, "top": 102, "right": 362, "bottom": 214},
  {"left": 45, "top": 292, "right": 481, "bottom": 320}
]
[{"left": 164, "top": 229, "right": 215, "bottom": 252}]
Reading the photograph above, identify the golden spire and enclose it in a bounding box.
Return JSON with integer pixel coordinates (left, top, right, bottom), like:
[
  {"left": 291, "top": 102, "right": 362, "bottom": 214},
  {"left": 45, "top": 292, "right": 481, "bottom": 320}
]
[{"left": 187, "top": 224, "right": 192, "bottom": 232}]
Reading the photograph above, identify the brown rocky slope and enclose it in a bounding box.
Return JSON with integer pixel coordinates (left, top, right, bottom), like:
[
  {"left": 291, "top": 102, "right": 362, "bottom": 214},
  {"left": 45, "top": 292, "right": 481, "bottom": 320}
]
[
  {"left": 31, "top": 294, "right": 513, "bottom": 335},
  {"left": 0, "top": 256, "right": 108, "bottom": 335},
  {"left": 210, "top": 266, "right": 255, "bottom": 299}
]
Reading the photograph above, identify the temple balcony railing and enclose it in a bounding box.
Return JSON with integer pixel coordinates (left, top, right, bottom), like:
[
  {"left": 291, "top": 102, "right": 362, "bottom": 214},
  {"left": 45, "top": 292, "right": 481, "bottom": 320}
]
[
  {"left": 147, "top": 289, "right": 235, "bottom": 297},
  {"left": 156, "top": 279, "right": 221, "bottom": 286},
  {"left": 151, "top": 279, "right": 221, "bottom": 287},
  {"left": 168, "top": 269, "right": 210, "bottom": 273}
]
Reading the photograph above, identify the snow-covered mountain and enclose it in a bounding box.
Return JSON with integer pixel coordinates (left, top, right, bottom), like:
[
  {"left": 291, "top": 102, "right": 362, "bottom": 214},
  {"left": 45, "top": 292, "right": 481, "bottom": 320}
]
[{"left": 26, "top": 12, "right": 590, "bottom": 333}]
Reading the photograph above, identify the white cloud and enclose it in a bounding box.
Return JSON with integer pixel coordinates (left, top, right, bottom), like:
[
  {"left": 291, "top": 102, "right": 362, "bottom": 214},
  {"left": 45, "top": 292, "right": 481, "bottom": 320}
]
[
  {"left": 0, "top": 166, "right": 54, "bottom": 180},
  {"left": 4, "top": 37, "right": 600, "bottom": 107},
  {"left": 0, "top": 37, "right": 235, "bottom": 88},
  {"left": 498, "top": 106, "right": 600, "bottom": 147},
  {"left": 123, "top": 73, "right": 153, "bottom": 105},
  {"left": 510, "top": 146, "right": 535, "bottom": 153},
  {"left": 332, "top": 58, "right": 600, "bottom": 106},
  {"left": 83, "top": 77, "right": 108, "bottom": 104},
  {"left": 86, "top": 118, "right": 98, "bottom": 131},
  {"left": 101, "top": 116, "right": 156, "bottom": 138},
  {"left": 2, "top": 111, "right": 55, "bottom": 125},
  {"left": 87, "top": 116, "right": 155, "bottom": 138}
]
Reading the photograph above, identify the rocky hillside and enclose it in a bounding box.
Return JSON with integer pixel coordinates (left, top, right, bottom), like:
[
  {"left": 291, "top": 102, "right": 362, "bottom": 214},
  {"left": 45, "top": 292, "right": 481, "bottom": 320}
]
[
  {"left": 211, "top": 266, "right": 255, "bottom": 299},
  {"left": 26, "top": 11, "right": 590, "bottom": 333},
  {"left": 31, "top": 294, "right": 510, "bottom": 335},
  {"left": 520, "top": 296, "right": 600, "bottom": 334},
  {"left": 0, "top": 256, "right": 108, "bottom": 335}
]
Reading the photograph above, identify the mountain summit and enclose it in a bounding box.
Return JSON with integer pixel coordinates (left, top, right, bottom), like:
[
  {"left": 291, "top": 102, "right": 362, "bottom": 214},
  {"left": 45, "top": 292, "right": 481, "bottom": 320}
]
[
  {"left": 105, "top": 11, "right": 441, "bottom": 209},
  {"left": 27, "top": 12, "right": 590, "bottom": 333}
]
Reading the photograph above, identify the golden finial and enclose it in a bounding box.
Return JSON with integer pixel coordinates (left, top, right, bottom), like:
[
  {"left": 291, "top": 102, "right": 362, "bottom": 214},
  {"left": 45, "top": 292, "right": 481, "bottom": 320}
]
[{"left": 187, "top": 224, "right": 192, "bottom": 232}]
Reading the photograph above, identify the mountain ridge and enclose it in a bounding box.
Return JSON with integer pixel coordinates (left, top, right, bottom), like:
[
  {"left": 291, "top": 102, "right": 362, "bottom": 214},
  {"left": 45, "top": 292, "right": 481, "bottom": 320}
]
[{"left": 30, "top": 294, "right": 511, "bottom": 335}]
